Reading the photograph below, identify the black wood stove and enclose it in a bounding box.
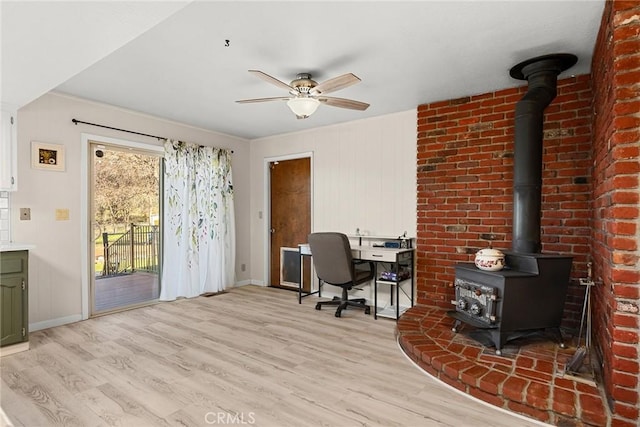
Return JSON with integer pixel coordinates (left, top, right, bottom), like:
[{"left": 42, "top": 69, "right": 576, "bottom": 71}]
[
  {"left": 451, "top": 253, "right": 573, "bottom": 354},
  {"left": 449, "top": 54, "right": 577, "bottom": 354}
]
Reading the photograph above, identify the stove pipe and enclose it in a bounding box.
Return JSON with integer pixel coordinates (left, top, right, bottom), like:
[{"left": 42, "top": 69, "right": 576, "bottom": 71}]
[{"left": 509, "top": 54, "right": 577, "bottom": 253}]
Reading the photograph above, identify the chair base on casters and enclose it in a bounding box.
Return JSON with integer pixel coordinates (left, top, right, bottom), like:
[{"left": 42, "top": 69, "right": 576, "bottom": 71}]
[{"left": 315, "top": 288, "right": 371, "bottom": 317}]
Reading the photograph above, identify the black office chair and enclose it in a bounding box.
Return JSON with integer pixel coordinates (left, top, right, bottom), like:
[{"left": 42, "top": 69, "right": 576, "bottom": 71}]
[{"left": 308, "top": 232, "right": 373, "bottom": 317}]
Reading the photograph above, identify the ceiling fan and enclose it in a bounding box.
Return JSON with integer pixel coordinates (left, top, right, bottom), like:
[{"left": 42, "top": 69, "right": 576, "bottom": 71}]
[{"left": 236, "top": 70, "right": 370, "bottom": 119}]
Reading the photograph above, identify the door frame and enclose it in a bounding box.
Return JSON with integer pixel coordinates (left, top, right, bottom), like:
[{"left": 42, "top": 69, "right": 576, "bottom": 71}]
[
  {"left": 80, "top": 133, "right": 164, "bottom": 320},
  {"left": 263, "top": 151, "right": 313, "bottom": 287}
]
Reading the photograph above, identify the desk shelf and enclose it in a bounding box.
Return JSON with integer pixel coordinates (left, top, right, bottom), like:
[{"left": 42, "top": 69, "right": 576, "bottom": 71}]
[
  {"left": 373, "top": 249, "right": 414, "bottom": 320},
  {"left": 376, "top": 305, "right": 411, "bottom": 319},
  {"left": 377, "top": 277, "right": 411, "bottom": 286}
]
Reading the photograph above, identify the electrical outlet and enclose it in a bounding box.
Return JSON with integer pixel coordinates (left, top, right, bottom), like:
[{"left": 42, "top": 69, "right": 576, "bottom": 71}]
[
  {"left": 241, "top": 263, "right": 246, "bottom": 272},
  {"left": 20, "top": 208, "right": 30, "bottom": 220}
]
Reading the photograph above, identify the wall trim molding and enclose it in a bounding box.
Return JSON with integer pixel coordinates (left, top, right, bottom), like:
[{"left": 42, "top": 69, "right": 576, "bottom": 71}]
[
  {"left": 0, "top": 341, "right": 29, "bottom": 357},
  {"left": 30, "top": 314, "right": 83, "bottom": 332}
]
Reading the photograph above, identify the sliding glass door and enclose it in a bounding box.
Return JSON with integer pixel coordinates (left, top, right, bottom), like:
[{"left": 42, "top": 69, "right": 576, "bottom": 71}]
[{"left": 90, "top": 141, "right": 162, "bottom": 315}]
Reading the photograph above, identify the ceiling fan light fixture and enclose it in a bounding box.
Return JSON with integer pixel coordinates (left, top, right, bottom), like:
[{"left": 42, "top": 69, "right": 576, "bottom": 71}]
[{"left": 287, "top": 97, "right": 320, "bottom": 117}]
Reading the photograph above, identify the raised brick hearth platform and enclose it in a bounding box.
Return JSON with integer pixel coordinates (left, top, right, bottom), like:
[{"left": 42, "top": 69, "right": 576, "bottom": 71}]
[{"left": 397, "top": 305, "right": 609, "bottom": 426}]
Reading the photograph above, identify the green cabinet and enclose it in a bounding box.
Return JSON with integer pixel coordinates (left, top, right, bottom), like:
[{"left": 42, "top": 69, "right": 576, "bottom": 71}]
[{"left": 0, "top": 250, "right": 28, "bottom": 347}]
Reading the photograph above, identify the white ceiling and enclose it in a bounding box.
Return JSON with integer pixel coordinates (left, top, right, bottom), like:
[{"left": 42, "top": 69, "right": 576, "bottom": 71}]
[
  {"left": 0, "top": 1, "right": 190, "bottom": 109},
  {"left": 2, "top": 1, "right": 605, "bottom": 140}
]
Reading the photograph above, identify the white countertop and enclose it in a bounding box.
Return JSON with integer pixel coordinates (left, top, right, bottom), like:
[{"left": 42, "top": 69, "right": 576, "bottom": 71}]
[{"left": 0, "top": 243, "right": 36, "bottom": 252}]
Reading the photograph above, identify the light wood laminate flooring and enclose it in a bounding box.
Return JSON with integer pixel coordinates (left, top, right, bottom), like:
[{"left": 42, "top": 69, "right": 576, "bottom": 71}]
[{"left": 1, "top": 285, "right": 546, "bottom": 427}]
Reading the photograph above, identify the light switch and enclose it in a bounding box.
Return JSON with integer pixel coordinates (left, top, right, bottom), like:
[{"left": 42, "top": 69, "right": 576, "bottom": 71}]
[
  {"left": 55, "top": 208, "right": 69, "bottom": 221},
  {"left": 20, "top": 208, "right": 31, "bottom": 220}
]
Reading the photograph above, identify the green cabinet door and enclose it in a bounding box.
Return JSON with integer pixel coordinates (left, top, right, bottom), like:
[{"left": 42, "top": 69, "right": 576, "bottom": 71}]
[
  {"left": 0, "top": 275, "right": 24, "bottom": 346},
  {"left": 0, "top": 250, "right": 28, "bottom": 347}
]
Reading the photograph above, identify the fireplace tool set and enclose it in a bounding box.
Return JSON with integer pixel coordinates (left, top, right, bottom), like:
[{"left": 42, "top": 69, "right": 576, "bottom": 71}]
[{"left": 564, "top": 263, "right": 596, "bottom": 382}]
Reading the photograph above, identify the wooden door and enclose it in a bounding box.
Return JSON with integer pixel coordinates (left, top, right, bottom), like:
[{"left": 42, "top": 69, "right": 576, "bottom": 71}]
[{"left": 269, "top": 158, "right": 311, "bottom": 289}]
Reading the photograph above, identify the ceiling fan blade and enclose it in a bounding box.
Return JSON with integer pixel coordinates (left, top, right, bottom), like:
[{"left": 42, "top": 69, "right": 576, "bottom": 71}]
[
  {"left": 318, "top": 96, "right": 369, "bottom": 111},
  {"left": 248, "top": 70, "right": 296, "bottom": 93},
  {"left": 236, "top": 97, "right": 290, "bottom": 104},
  {"left": 310, "top": 73, "right": 361, "bottom": 95}
]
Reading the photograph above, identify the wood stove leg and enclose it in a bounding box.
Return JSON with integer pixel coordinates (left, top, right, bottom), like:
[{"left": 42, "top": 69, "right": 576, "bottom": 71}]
[
  {"left": 548, "top": 327, "right": 566, "bottom": 349},
  {"left": 451, "top": 320, "right": 462, "bottom": 333},
  {"left": 492, "top": 331, "right": 508, "bottom": 356}
]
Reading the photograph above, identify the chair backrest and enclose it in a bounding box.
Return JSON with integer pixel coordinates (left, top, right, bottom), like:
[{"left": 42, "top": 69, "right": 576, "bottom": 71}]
[{"left": 307, "top": 232, "right": 354, "bottom": 286}]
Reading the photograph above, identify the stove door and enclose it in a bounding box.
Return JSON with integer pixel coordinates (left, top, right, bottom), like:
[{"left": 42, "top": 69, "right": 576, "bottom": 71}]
[{"left": 454, "top": 278, "right": 498, "bottom": 325}]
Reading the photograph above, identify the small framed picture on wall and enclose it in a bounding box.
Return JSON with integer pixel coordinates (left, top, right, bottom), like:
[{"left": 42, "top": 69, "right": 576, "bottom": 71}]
[{"left": 31, "top": 141, "right": 65, "bottom": 171}]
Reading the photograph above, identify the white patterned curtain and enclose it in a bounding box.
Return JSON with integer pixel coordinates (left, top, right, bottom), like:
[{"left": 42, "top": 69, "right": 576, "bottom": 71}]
[{"left": 160, "top": 140, "right": 235, "bottom": 300}]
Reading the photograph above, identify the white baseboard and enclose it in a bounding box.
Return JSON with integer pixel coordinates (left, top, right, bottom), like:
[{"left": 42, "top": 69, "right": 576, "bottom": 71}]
[
  {"left": 30, "top": 314, "right": 83, "bottom": 332},
  {"left": 235, "top": 279, "right": 265, "bottom": 286},
  {"left": 0, "top": 341, "right": 29, "bottom": 358},
  {"left": 0, "top": 405, "right": 14, "bottom": 427},
  {"left": 233, "top": 279, "right": 253, "bottom": 287}
]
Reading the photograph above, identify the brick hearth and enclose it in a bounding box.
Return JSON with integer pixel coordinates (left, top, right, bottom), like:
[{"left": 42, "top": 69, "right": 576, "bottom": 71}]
[{"left": 397, "top": 305, "right": 609, "bottom": 426}]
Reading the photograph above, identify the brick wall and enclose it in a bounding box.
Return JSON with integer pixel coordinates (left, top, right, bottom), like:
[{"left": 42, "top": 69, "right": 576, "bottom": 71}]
[
  {"left": 590, "top": 1, "right": 640, "bottom": 425},
  {"left": 414, "top": 2, "right": 640, "bottom": 423},
  {"left": 416, "top": 75, "right": 592, "bottom": 329}
]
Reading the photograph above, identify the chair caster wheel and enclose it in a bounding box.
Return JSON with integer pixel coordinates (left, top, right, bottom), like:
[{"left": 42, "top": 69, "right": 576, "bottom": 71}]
[
  {"left": 452, "top": 327, "right": 458, "bottom": 333},
  {"left": 335, "top": 311, "right": 342, "bottom": 318},
  {"left": 559, "top": 343, "right": 566, "bottom": 349},
  {"left": 495, "top": 349, "right": 502, "bottom": 356},
  {"left": 365, "top": 307, "right": 371, "bottom": 315},
  {"left": 315, "top": 303, "right": 321, "bottom": 310}
]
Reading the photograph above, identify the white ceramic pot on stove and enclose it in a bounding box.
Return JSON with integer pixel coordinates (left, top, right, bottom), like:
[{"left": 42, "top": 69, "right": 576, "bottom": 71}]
[{"left": 474, "top": 247, "right": 505, "bottom": 271}]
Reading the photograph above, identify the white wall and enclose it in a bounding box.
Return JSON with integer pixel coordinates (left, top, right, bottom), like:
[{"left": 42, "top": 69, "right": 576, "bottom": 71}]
[
  {"left": 249, "top": 110, "right": 417, "bottom": 286},
  {"left": 11, "top": 93, "right": 416, "bottom": 328},
  {"left": 12, "top": 92, "right": 250, "bottom": 330}
]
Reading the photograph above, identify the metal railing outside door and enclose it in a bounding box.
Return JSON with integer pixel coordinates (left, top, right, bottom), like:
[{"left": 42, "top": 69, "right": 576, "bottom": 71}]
[{"left": 99, "top": 224, "right": 159, "bottom": 277}]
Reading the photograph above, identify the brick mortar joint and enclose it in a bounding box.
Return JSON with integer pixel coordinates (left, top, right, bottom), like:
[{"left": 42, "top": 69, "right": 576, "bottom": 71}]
[
  {"left": 613, "top": 11, "right": 640, "bottom": 27},
  {"left": 615, "top": 300, "right": 640, "bottom": 314}
]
